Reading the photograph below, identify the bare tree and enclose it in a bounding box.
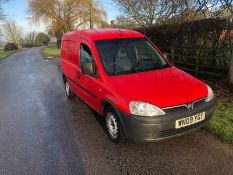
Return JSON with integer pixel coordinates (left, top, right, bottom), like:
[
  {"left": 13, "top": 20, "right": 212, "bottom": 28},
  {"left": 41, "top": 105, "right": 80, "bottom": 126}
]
[
  {"left": 113, "top": 0, "right": 233, "bottom": 27},
  {"left": 4, "top": 20, "right": 23, "bottom": 46},
  {"left": 115, "top": 16, "right": 138, "bottom": 28},
  {"left": 219, "top": 0, "right": 233, "bottom": 14},
  {"left": 113, "top": 0, "right": 170, "bottom": 27},
  {"left": 0, "top": 0, "right": 9, "bottom": 43},
  {"left": 25, "top": 31, "right": 37, "bottom": 45}
]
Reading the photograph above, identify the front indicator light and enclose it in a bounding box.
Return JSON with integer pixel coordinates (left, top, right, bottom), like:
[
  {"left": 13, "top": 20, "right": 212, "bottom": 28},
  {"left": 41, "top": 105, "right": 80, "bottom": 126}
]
[{"left": 206, "top": 85, "right": 214, "bottom": 102}]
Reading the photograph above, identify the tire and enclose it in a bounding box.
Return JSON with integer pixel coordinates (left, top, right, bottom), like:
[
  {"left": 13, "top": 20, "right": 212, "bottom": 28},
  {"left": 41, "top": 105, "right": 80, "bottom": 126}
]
[
  {"left": 104, "top": 106, "right": 126, "bottom": 143},
  {"left": 64, "top": 79, "right": 75, "bottom": 99}
]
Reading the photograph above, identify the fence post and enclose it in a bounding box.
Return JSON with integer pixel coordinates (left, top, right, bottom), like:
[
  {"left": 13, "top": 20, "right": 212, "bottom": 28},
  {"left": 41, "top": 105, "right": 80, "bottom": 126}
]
[
  {"left": 195, "top": 49, "right": 200, "bottom": 76},
  {"left": 230, "top": 49, "right": 233, "bottom": 84},
  {"left": 171, "top": 47, "right": 175, "bottom": 65}
]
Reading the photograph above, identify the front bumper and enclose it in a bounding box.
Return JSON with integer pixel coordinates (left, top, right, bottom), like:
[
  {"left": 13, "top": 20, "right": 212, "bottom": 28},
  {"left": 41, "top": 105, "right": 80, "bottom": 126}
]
[{"left": 118, "top": 98, "right": 216, "bottom": 142}]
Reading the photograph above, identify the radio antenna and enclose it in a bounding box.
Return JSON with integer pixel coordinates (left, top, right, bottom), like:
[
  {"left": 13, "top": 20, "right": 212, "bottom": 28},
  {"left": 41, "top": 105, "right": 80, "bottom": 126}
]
[{"left": 119, "top": 28, "right": 123, "bottom": 37}]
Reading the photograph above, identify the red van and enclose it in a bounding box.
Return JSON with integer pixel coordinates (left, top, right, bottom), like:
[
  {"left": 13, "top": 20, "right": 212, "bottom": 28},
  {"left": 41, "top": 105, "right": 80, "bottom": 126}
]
[{"left": 61, "top": 29, "right": 216, "bottom": 143}]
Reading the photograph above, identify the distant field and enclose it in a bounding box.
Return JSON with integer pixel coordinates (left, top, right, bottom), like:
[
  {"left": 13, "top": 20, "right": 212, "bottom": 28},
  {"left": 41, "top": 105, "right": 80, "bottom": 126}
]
[{"left": 42, "top": 47, "right": 60, "bottom": 58}]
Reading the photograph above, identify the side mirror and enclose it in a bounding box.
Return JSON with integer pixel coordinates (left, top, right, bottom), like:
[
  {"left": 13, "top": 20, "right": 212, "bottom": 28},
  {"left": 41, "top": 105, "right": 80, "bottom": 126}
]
[
  {"left": 163, "top": 52, "right": 169, "bottom": 58},
  {"left": 82, "top": 62, "right": 96, "bottom": 75},
  {"left": 163, "top": 53, "right": 168, "bottom": 58}
]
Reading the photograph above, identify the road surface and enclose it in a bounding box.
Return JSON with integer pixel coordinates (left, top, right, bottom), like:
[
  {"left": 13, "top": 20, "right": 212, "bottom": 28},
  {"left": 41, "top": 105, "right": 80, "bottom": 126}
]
[{"left": 0, "top": 48, "right": 232, "bottom": 175}]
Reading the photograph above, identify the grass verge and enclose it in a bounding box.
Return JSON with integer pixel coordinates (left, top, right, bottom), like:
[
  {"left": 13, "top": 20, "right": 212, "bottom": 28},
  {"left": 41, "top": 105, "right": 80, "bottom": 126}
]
[
  {"left": 42, "top": 47, "right": 60, "bottom": 58},
  {"left": 206, "top": 101, "right": 233, "bottom": 144},
  {"left": 0, "top": 50, "right": 18, "bottom": 61},
  {"left": 205, "top": 80, "right": 233, "bottom": 144}
]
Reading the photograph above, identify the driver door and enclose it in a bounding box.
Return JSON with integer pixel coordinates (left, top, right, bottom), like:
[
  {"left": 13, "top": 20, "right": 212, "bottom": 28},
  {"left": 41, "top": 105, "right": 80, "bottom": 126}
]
[{"left": 78, "top": 41, "right": 101, "bottom": 112}]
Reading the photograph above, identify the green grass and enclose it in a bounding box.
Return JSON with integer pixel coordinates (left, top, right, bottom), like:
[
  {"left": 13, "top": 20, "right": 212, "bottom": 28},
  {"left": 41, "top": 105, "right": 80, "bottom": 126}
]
[
  {"left": 0, "top": 50, "right": 18, "bottom": 61},
  {"left": 206, "top": 101, "right": 233, "bottom": 144},
  {"left": 42, "top": 47, "right": 60, "bottom": 58}
]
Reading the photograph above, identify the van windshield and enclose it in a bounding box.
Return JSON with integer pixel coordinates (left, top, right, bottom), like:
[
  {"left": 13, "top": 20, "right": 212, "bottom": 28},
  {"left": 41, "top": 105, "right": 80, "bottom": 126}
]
[{"left": 95, "top": 38, "right": 169, "bottom": 76}]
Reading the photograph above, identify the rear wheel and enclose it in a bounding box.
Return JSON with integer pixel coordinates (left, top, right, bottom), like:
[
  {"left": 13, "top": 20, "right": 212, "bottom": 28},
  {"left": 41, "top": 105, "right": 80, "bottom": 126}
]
[
  {"left": 104, "top": 106, "right": 125, "bottom": 143},
  {"left": 64, "top": 79, "right": 75, "bottom": 99}
]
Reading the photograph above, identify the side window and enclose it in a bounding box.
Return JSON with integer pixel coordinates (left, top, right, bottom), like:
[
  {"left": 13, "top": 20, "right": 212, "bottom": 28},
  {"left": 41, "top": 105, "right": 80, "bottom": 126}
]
[{"left": 80, "top": 44, "right": 93, "bottom": 66}]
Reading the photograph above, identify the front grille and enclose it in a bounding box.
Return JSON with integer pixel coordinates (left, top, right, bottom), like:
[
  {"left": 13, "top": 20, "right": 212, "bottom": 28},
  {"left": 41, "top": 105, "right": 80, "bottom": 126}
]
[
  {"left": 193, "top": 98, "right": 206, "bottom": 108},
  {"left": 158, "top": 114, "right": 211, "bottom": 138},
  {"left": 163, "top": 98, "right": 206, "bottom": 113},
  {"left": 163, "top": 106, "right": 187, "bottom": 113}
]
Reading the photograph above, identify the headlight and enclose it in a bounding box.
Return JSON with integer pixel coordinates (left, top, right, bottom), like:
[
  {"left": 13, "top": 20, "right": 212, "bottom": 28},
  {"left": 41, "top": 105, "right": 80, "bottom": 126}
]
[
  {"left": 129, "top": 101, "right": 166, "bottom": 117},
  {"left": 205, "top": 85, "right": 214, "bottom": 102}
]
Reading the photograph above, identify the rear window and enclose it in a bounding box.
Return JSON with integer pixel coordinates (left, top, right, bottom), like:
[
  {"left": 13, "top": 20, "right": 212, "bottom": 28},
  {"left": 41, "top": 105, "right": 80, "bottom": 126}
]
[{"left": 95, "top": 38, "right": 169, "bottom": 76}]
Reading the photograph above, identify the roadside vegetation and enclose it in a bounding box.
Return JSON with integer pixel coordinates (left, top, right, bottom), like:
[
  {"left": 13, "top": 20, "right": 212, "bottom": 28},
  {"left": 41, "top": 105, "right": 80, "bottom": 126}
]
[
  {"left": 42, "top": 46, "right": 60, "bottom": 58},
  {"left": 0, "top": 43, "right": 22, "bottom": 61},
  {"left": 0, "top": 50, "right": 16, "bottom": 61},
  {"left": 206, "top": 81, "right": 233, "bottom": 144},
  {"left": 207, "top": 102, "right": 233, "bottom": 144}
]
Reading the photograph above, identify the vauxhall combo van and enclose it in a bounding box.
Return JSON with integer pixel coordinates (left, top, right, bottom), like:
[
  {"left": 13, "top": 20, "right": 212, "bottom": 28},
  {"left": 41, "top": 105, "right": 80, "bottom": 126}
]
[{"left": 61, "top": 29, "right": 216, "bottom": 143}]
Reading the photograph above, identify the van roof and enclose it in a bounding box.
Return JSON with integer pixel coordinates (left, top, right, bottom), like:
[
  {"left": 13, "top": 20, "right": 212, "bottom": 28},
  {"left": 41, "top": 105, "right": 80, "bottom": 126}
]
[{"left": 62, "top": 29, "right": 145, "bottom": 41}]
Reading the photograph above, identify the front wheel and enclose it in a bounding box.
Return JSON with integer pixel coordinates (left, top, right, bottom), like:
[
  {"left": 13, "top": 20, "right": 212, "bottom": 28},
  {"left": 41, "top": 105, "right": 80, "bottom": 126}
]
[
  {"left": 104, "top": 106, "right": 125, "bottom": 143},
  {"left": 64, "top": 79, "right": 75, "bottom": 99}
]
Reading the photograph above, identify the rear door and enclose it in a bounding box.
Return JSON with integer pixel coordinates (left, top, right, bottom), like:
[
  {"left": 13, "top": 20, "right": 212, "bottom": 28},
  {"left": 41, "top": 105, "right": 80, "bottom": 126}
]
[{"left": 61, "top": 40, "right": 80, "bottom": 95}]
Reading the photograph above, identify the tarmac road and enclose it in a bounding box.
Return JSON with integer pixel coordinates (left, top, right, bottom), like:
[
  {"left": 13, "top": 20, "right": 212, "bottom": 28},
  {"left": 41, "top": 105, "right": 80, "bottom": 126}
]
[{"left": 0, "top": 47, "right": 232, "bottom": 175}]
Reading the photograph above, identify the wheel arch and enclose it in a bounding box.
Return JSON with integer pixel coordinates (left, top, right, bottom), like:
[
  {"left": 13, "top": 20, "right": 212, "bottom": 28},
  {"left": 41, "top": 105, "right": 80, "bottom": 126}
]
[
  {"left": 101, "top": 99, "right": 127, "bottom": 137},
  {"left": 102, "top": 99, "right": 114, "bottom": 115}
]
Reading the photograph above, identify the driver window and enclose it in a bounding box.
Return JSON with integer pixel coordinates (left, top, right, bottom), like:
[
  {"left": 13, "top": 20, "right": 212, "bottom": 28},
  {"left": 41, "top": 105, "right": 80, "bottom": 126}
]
[{"left": 80, "top": 44, "right": 93, "bottom": 66}]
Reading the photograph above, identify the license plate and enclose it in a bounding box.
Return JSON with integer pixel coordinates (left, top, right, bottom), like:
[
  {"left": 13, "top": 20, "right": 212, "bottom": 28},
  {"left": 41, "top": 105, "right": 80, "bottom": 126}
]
[{"left": 175, "top": 112, "right": 206, "bottom": 129}]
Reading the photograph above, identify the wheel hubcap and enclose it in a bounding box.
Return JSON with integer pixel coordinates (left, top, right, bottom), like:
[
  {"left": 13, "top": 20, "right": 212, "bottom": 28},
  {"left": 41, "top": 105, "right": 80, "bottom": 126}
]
[
  {"left": 106, "top": 112, "right": 118, "bottom": 139},
  {"left": 65, "top": 82, "right": 70, "bottom": 95}
]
